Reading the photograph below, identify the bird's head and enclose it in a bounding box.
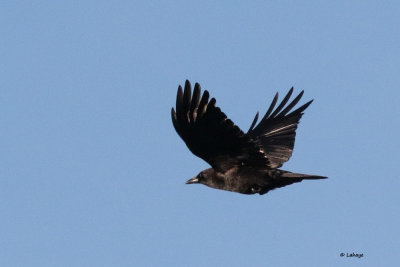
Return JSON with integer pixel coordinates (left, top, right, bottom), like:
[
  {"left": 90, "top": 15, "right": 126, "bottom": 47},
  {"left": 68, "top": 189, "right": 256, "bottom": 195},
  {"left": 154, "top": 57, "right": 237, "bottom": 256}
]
[{"left": 185, "top": 168, "right": 216, "bottom": 186}]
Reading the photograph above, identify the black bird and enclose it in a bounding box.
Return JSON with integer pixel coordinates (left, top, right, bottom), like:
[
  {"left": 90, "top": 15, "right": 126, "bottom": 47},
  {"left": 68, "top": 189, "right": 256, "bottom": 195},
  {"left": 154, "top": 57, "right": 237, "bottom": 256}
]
[{"left": 171, "top": 80, "right": 326, "bottom": 195}]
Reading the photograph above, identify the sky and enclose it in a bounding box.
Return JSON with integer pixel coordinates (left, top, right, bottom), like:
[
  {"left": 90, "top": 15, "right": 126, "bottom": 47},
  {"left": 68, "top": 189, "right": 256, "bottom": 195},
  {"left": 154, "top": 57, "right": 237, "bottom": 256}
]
[{"left": 1, "top": 1, "right": 399, "bottom": 266}]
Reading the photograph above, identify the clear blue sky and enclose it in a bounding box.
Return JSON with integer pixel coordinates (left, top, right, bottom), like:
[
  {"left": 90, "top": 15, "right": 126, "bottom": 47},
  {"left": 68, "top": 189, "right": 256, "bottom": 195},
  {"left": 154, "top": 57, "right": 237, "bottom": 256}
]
[{"left": 1, "top": 1, "right": 399, "bottom": 266}]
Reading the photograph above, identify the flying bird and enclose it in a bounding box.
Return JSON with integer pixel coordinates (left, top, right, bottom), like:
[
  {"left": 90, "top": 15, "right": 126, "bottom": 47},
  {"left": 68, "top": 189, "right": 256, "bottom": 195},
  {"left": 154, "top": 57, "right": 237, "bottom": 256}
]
[{"left": 171, "top": 80, "right": 326, "bottom": 195}]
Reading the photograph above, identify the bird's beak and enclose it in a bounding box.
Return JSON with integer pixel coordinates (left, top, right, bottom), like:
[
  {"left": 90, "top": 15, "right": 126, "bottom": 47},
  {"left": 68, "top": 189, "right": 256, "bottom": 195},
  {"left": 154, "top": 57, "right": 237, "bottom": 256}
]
[{"left": 185, "top": 177, "right": 199, "bottom": 184}]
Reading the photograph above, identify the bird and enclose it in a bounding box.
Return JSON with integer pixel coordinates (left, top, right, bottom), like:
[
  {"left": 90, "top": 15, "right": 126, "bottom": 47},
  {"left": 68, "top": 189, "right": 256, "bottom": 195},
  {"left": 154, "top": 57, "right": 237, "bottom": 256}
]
[{"left": 171, "top": 80, "right": 326, "bottom": 195}]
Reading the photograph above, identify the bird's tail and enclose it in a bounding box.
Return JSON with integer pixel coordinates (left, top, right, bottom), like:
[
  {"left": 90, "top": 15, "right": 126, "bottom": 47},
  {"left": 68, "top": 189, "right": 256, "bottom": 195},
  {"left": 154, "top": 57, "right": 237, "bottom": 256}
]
[
  {"left": 280, "top": 172, "right": 327, "bottom": 180},
  {"left": 258, "top": 171, "right": 327, "bottom": 195}
]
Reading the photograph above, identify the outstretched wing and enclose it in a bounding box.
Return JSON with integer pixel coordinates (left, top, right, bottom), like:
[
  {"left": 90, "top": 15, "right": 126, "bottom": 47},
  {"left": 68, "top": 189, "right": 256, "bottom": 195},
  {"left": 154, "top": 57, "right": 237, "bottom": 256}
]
[
  {"left": 247, "top": 88, "right": 313, "bottom": 168},
  {"left": 171, "top": 80, "right": 269, "bottom": 173}
]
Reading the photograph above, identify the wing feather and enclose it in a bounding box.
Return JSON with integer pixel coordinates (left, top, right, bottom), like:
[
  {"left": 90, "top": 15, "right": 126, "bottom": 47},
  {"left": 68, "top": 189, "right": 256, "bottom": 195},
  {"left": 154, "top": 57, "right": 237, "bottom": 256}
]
[
  {"left": 172, "top": 80, "right": 269, "bottom": 172},
  {"left": 248, "top": 88, "right": 313, "bottom": 168}
]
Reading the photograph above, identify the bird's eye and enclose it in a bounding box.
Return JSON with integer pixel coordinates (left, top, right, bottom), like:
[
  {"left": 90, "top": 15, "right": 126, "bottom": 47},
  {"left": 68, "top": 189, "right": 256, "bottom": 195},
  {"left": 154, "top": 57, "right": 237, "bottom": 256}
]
[{"left": 198, "top": 173, "right": 203, "bottom": 179}]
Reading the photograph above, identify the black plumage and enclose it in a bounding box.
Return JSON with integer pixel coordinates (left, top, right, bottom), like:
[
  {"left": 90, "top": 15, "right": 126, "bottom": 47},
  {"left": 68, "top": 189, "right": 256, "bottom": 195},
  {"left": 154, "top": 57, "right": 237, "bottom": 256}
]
[{"left": 171, "top": 80, "right": 326, "bottom": 195}]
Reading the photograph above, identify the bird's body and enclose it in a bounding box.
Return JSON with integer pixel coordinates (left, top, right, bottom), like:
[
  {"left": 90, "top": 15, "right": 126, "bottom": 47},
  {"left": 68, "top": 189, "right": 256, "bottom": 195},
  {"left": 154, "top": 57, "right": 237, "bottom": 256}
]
[
  {"left": 172, "top": 80, "right": 326, "bottom": 195},
  {"left": 188, "top": 166, "right": 324, "bottom": 195}
]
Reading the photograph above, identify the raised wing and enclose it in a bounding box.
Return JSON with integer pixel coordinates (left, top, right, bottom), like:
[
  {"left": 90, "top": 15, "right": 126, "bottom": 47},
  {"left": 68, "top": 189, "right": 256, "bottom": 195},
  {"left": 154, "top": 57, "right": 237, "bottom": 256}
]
[
  {"left": 247, "top": 88, "right": 313, "bottom": 168},
  {"left": 171, "top": 80, "right": 269, "bottom": 173}
]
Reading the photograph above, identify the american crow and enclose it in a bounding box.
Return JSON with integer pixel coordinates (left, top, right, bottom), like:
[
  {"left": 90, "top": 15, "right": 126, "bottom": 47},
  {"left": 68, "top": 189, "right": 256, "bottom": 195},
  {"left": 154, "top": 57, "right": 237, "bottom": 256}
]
[{"left": 171, "top": 80, "right": 326, "bottom": 195}]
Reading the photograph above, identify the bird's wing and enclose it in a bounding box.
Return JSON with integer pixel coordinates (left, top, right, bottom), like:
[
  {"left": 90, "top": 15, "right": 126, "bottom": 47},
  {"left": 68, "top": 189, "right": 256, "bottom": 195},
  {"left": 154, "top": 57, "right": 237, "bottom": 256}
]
[
  {"left": 171, "top": 80, "right": 269, "bottom": 173},
  {"left": 247, "top": 88, "right": 313, "bottom": 168}
]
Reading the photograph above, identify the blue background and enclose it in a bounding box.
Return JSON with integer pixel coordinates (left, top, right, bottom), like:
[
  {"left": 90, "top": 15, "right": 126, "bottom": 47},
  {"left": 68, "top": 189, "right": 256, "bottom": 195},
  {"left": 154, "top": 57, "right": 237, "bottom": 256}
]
[{"left": 1, "top": 1, "right": 399, "bottom": 266}]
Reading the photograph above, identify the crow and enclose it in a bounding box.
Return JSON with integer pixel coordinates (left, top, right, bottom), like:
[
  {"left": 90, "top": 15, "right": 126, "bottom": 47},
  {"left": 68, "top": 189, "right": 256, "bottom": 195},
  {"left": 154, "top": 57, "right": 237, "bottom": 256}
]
[{"left": 171, "top": 80, "right": 326, "bottom": 195}]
